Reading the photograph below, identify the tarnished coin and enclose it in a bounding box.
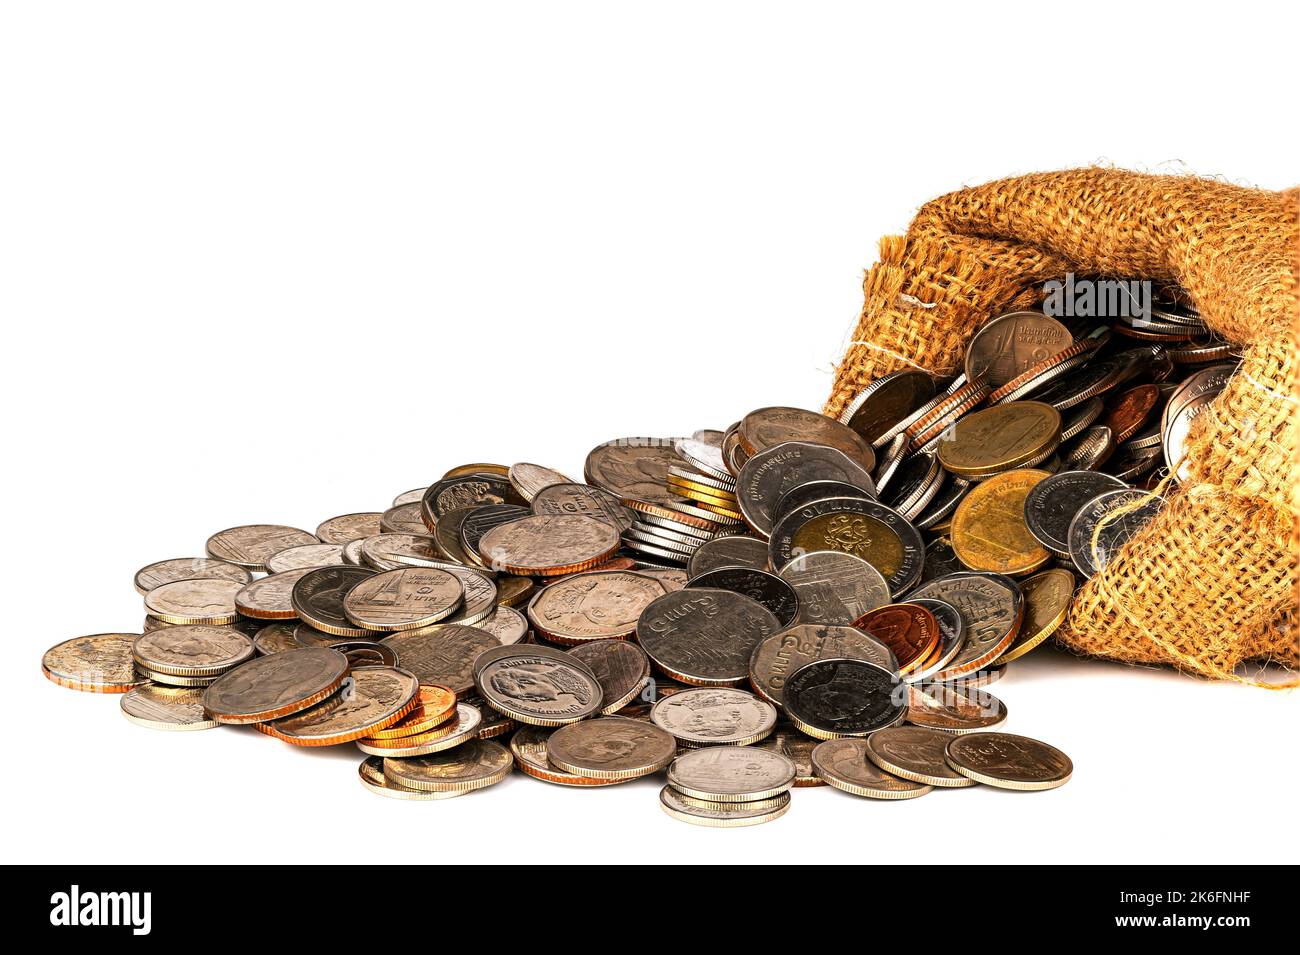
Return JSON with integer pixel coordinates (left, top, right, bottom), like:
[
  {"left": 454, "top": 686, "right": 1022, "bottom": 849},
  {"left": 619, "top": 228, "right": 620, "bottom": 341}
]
[
  {"left": 752, "top": 725, "right": 824, "bottom": 786},
  {"left": 650, "top": 687, "right": 777, "bottom": 746},
  {"left": 950, "top": 469, "right": 1052, "bottom": 575},
  {"left": 358, "top": 533, "right": 442, "bottom": 570},
  {"left": 906, "top": 684, "right": 1007, "bottom": 733},
  {"left": 343, "top": 567, "right": 464, "bottom": 632},
  {"left": 864, "top": 725, "right": 977, "bottom": 787},
  {"left": 42, "top": 634, "right": 145, "bottom": 693},
  {"left": 478, "top": 514, "right": 621, "bottom": 576},
  {"left": 365, "top": 684, "right": 457, "bottom": 739},
  {"left": 382, "top": 739, "right": 512, "bottom": 794},
  {"left": 391, "top": 487, "right": 427, "bottom": 507},
  {"left": 356, "top": 702, "right": 482, "bottom": 756},
  {"left": 1103, "top": 384, "right": 1161, "bottom": 444},
  {"left": 584, "top": 440, "right": 684, "bottom": 508},
  {"left": 202, "top": 646, "right": 350, "bottom": 724},
  {"left": 688, "top": 567, "right": 799, "bottom": 628},
  {"left": 459, "top": 504, "right": 533, "bottom": 567},
  {"left": 422, "top": 474, "right": 527, "bottom": 526},
  {"left": 120, "top": 684, "right": 218, "bottom": 731},
  {"left": 473, "top": 605, "right": 529, "bottom": 645},
  {"left": 508, "top": 463, "right": 575, "bottom": 501},
  {"left": 686, "top": 535, "right": 770, "bottom": 578},
  {"left": 133, "top": 557, "right": 251, "bottom": 595},
  {"left": 132, "top": 625, "right": 253, "bottom": 677},
  {"left": 783, "top": 659, "right": 905, "bottom": 740},
  {"left": 253, "top": 622, "right": 301, "bottom": 655},
  {"left": 329, "top": 640, "right": 399, "bottom": 668},
  {"left": 737, "top": 406, "right": 875, "bottom": 469},
  {"left": 965, "top": 311, "right": 1072, "bottom": 389},
  {"left": 852, "top": 603, "right": 940, "bottom": 677},
  {"left": 234, "top": 568, "right": 316, "bottom": 620},
  {"left": 911, "top": 573, "right": 1022, "bottom": 680},
  {"left": 999, "top": 568, "right": 1073, "bottom": 662},
  {"left": 291, "top": 565, "right": 377, "bottom": 637},
  {"left": 475, "top": 647, "right": 603, "bottom": 726},
  {"left": 546, "top": 717, "right": 677, "bottom": 780},
  {"left": 917, "top": 536, "right": 963, "bottom": 587},
  {"left": 264, "top": 665, "right": 420, "bottom": 746},
  {"left": 944, "top": 732, "right": 1073, "bottom": 790},
  {"left": 565, "top": 639, "right": 651, "bottom": 713},
  {"left": 315, "top": 512, "right": 383, "bottom": 544},
  {"left": 748, "top": 624, "right": 897, "bottom": 707},
  {"left": 838, "top": 370, "right": 938, "bottom": 444},
  {"left": 636, "top": 589, "right": 781, "bottom": 686},
  {"left": 737, "top": 441, "right": 877, "bottom": 536},
  {"left": 778, "top": 551, "right": 890, "bottom": 625},
  {"left": 769, "top": 496, "right": 923, "bottom": 594},
  {"left": 205, "top": 524, "right": 319, "bottom": 571},
  {"left": 530, "top": 482, "right": 636, "bottom": 533},
  {"left": 509, "top": 725, "right": 620, "bottom": 787},
  {"left": 378, "top": 625, "right": 499, "bottom": 696},
  {"left": 526, "top": 570, "right": 667, "bottom": 643},
  {"left": 1022, "top": 470, "right": 1127, "bottom": 556},
  {"left": 936, "top": 402, "right": 1061, "bottom": 479},
  {"left": 431, "top": 508, "right": 479, "bottom": 565},
  {"left": 144, "top": 578, "right": 243, "bottom": 625},
  {"left": 658, "top": 786, "right": 791, "bottom": 827},
  {"left": 667, "top": 745, "right": 796, "bottom": 800},
  {"left": 904, "top": 598, "right": 966, "bottom": 682},
  {"left": 265, "top": 543, "right": 348, "bottom": 574},
  {"left": 810, "top": 738, "right": 931, "bottom": 799},
  {"left": 1067, "top": 488, "right": 1165, "bottom": 578},
  {"left": 380, "top": 502, "right": 428, "bottom": 535}
]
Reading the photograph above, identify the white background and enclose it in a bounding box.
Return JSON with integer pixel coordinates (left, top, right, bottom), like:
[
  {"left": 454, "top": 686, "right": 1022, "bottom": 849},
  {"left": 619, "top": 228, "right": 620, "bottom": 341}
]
[{"left": 3, "top": 2, "right": 1295, "bottom": 865}]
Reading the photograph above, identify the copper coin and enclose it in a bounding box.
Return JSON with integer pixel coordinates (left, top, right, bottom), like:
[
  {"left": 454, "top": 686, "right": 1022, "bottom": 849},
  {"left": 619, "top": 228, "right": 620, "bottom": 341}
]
[
  {"left": 526, "top": 570, "right": 667, "bottom": 643},
  {"left": 234, "top": 568, "right": 317, "bottom": 620},
  {"left": 42, "top": 633, "right": 145, "bottom": 693},
  {"left": 266, "top": 666, "right": 421, "bottom": 747},
  {"left": 314, "top": 512, "right": 384, "bottom": 544},
  {"left": 477, "top": 514, "right": 621, "bottom": 576},
  {"left": 509, "top": 725, "right": 621, "bottom": 787},
  {"left": 965, "top": 311, "right": 1072, "bottom": 389},
  {"left": 851, "top": 604, "right": 940, "bottom": 676},
  {"left": 205, "top": 524, "right": 319, "bottom": 571},
  {"left": 1102, "top": 384, "right": 1161, "bottom": 444},
  {"left": 133, "top": 557, "right": 251, "bottom": 596},
  {"left": 201, "top": 646, "right": 350, "bottom": 724},
  {"left": 366, "top": 684, "right": 459, "bottom": 739}
]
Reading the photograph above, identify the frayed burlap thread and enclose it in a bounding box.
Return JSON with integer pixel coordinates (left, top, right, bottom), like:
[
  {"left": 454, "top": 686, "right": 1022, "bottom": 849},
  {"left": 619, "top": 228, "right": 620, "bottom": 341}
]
[{"left": 826, "top": 168, "right": 1299, "bottom": 682}]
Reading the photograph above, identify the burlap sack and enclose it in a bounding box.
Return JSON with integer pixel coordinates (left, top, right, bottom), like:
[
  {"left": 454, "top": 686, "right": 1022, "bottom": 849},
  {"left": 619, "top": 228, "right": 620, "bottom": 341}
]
[{"left": 825, "top": 168, "right": 1299, "bottom": 682}]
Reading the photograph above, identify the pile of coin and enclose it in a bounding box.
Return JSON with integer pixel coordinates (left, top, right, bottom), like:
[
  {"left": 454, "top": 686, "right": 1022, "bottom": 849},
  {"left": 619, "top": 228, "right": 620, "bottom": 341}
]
[{"left": 45, "top": 293, "right": 1234, "bottom": 825}]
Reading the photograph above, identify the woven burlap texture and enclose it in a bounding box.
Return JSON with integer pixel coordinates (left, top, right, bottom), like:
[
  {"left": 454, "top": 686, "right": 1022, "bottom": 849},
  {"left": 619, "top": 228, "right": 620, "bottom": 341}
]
[{"left": 825, "top": 168, "right": 1299, "bottom": 681}]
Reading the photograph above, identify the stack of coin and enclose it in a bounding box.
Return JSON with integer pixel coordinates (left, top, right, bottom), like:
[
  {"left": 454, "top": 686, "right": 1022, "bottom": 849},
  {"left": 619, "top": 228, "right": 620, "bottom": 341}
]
[{"left": 659, "top": 746, "right": 796, "bottom": 827}]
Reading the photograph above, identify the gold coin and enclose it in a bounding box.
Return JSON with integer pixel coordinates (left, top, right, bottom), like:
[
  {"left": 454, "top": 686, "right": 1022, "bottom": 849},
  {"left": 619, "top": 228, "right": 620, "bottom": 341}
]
[
  {"left": 950, "top": 469, "right": 1052, "bottom": 576},
  {"left": 790, "top": 512, "right": 904, "bottom": 578},
  {"left": 356, "top": 703, "right": 482, "bottom": 756},
  {"left": 143, "top": 578, "right": 243, "bottom": 625},
  {"left": 120, "top": 684, "right": 218, "bottom": 731},
  {"left": 382, "top": 739, "right": 512, "bottom": 793},
  {"left": 42, "top": 634, "right": 145, "bottom": 693},
  {"left": 357, "top": 756, "right": 466, "bottom": 800},
  {"left": 494, "top": 575, "right": 535, "bottom": 608},
  {"left": 364, "top": 684, "right": 457, "bottom": 739},
  {"left": 998, "top": 567, "right": 1074, "bottom": 662},
  {"left": 935, "top": 402, "right": 1061, "bottom": 479}
]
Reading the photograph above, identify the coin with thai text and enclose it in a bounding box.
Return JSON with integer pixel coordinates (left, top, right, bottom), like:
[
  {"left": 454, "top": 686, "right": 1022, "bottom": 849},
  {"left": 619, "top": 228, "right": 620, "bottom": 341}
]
[
  {"left": 530, "top": 482, "right": 636, "bottom": 532},
  {"left": 778, "top": 551, "right": 892, "bottom": 627},
  {"left": 658, "top": 786, "right": 791, "bottom": 827},
  {"left": 475, "top": 647, "right": 603, "bottom": 726},
  {"left": 508, "top": 463, "right": 575, "bottom": 501},
  {"left": 527, "top": 570, "right": 667, "bottom": 643},
  {"left": 936, "top": 402, "right": 1061, "bottom": 479},
  {"left": 636, "top": 588, "right": 781, "bottom": 686},
  {"left": 999, "top": 567, "right": 1073, "bottom": 662},
  {"left": 852, "top": 603, "right": 940, "bottom": 677},
  {"left": 379, "top": 624, "right": 499, "bottom": 696},
  {"left": 667, "top": 745, "right": 796, "bottom": 800},
  {"left": 783, "top": 659, "right": 904, "bottom": 740},
  {"left": 864, "top": 725, "right": 977, "bottom": 787},
  {"left": 737, "top": 406, "right": 875, "bottom": 468},
  {"left": 291, "top": 565, "right": 377, "bottom": 637},
  {"left": 1022, "top": 470, "right": 1126, "bottom": 557},
  {"left": 687, "top": 535, "right": 770, "bottom": 578},
  {"left": 950, "top": 469, "right": 1052, "bottom": 575},
  {"left": 909, "top": 573, "right": 1022, "bottom": 680},
  {"left": 343, "top": 567, "right": 464, "bottom": 632},
  {"left": 769, "top": 496, "right": 923, "bottom": 593},
  {"left": 737, "top": 441, "right": 878, "bottom": 536},
  {"left": 748, "top": 624, "right": 897, "bottom": 707}
]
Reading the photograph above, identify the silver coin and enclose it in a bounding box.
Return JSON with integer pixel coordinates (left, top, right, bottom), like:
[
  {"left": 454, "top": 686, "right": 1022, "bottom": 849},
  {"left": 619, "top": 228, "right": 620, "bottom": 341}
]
[
  {"left": 314, "top": 512, "right": 384, "bottom": 544},
  {"left": 687, "top": 535, "right": 770, "bottom": 578},
  {"left": 909, "top": 573, "right": 1022, "bottom": 679},
  {"left": 530, "top": 482, "right": 636, "bottom": 533},
  {"left": 359, "top": 533, "right": 444, "bottom": 570},
  {"left": 838, "top": 370, "right": 938, "bottom": 444},
  {"left": 667, "top": 745, "right": 796, "bottom": 801},
  {"left": 391, "top": 487, "right": 428, "bottom": 507},
  {"left": 133, "top": 557, "right": 251, "bottom": 596},
  {"left": 264, "top": 543, "right": 348, "bottom": 574},
  {"left": 737, "top": 441, "right": 878, "bottom": 537},
  {"left": 748, "top": 623, "right": 897, "bottom": 706},
  {"left": 636, "top": 588, "right": 781, "bottom": 686},
  {"left": 687, "top": 567, "right": 799, "bottom": 628},
  {"left": 658, "top": 786, "right": 791, "bottom": 827},
  {"left": 773, "top": 480, "right": 877, "bottom": 522},
  {"left": 472, "top": 605, "right": 529, "bottom": 645},
  {"left": 1023, "top": 470, "right": 1127, "bottom": 557},
  {"left": 777, "top": 551, "right": 890, "bottom": 625},
  {"left": 1067, "top": 488, "right": 1166, "bottom": 578},
  {"left": 650, "top": 687, "right": 778, "bottom": 746}
]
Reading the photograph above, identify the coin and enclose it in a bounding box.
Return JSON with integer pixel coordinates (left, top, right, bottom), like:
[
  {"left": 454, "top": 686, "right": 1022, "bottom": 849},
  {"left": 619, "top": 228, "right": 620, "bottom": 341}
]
[
  {"left": 355, "top": 702, "right": 482, "bottom": 756},
  {"left": 775, "top": 551, "right": 890, "bottom": 626},
  {"left": 42, "top": 634, "right": 145, "bottom": 693},
  {"left": 133, "top": 557, "right": 251, "bottom": 595},
  {"left": 864, "top": 725, "right": 977, "bottom": 787},
  {"left": 564, "top": 639, "right": 651, "bottom": 713},
  {"left": 903, "top": 598, "right": 965, "bottom": 681},
  {"left": 737, "top": 406, "right": 875, "bottom": 469},
  {"left": 378, "top": 625, "right": 499, "bottom": 696},
  {"left": 916, "top": 537, "right": 962, "bottom": 587},
  {"left": 737, "top": 441, "right": 878, "bottom": 536},
  {"left": 999, "top": 568, "right": 1074, "bottom": 662},
  {"left": 775, "top": 480, "right": 877, "bottom": 521},
  {"left": 1022, "top": 470, "right": 1127, "bottom": 557},
  {"left": 509, "top": 725, "right": 621, "bottom": 787},
  {"left": 658, "top": 786, "right": 791, "bottom": 827},
  {"left": 508, "top": 463, "right": 575, "bottom": 501},
  {"left": 936, "top": 402, "right": 1061, "bottom": 479},
  {"left": 422, "top": 475, "right": 527, "bottom": 525},
  {"left": 752, "top": 725, "right": 824, "bottom": 786},
  {"left": 1067, "top": 488, "right": 1165, "bottom": 577},
  {"left": 291, "top": 565, "right": 377, "bottom": 637},
  {"left": 650, "top": 687, "right": 777, "bottom": 746},
  {"left": 966, "top": 311, "right": 1072, "bottom": 389},
  {"left": 365, "top": 684, "right": 457, "bottom": 739},
  {"left": 687, "top": 535, "right": 770, "bottom": 578},
  {"left": 911, "top": 573, "right": 1022, "bottom": 680},
  {"left": 144, "top": 578, "right": 243, "bottom": 625},
  {"left": 357, "top": 756, "right": 464, "bottom": 800},
  {"left": 673, "top": 438, "right": 733, "bottom": 483},
  {"left": 202, "top": 646, "right": 350, "bottom": 724},
  {"left": 770, "top": 496, "right": 923, "bottom": 593},
  {"left": 748, "top": 624, "right": 897, "bottom": 707},
  {"left": 906, "top": 684, "right": 1007, "bottom": 734},
  {"left": 431, "top": 507, "right": 479, "bottom": 564},
  {"left": 459, "top": 504, "right": 533, "bottom": 566},
  {"left": 637, "top": 567, "right": 687, "bottom": 591},
  {"left": 475, "top": 647, "right": 603, "bottom": 726},
  {"left": 132, "top": 625, "right": 253, "bottom": 677},
  {"left": 530, "top": 482, "right": 636, "bottom": 532},
  {"left": 667, "top": 745, "right": 796, "bottom": 800},
  {"left": 342, "top": 539, "right": 367, "bottom": 565},
  {"left": 636, "top": 588, "right": 781, "bottom": 686},
  {"left": 382, "top": 739, "right": 512, "bottom": 793},
  {"left": 851, "top": 603, "right": 940, "bottom": 677},
  {"left": 329, "top": 641, "right": 399, "bottom": 668},
  {"left": 205, "top": 524, "right": 319, "bottom": 571},
  {"left": 442, "top": 463, "right": 511, "bottom": 478},
  {"left": 343, "top": 567, "right": 464, "bottom": 632},
  {"left": 873, "top": 433, "right": 910, "bottom": 491},
  {"left": 478, "top": 514, "right": 621, "bottom": 576},
  {"left": 358, "top": 533, "right": 442, "bottom": 570},
  {"left": 380, "top": 502, "right": 428, "bottom": 536},
  {"left": 810, "top": 737, "right": 931, "bottom": 799},
  {"left": 688, "top": 567, "right": 799, "bottom": 627},
  {"left": 1103, "top": 384, "right": 1161, "bottom": 444},
  {"left": 1059, "top": 396, "right": 1105, "bottom": 442},
  {"left": 253, "top": 622, "right": 300, "bottom": 655},
  {"left": 391, "top": 487, "right": 427, "bottom": 507},
  {"left": 120, "top": 684, "right": 218, "bottom": 731},
  {"left": 914, "top": 475, "right": 969, "bottom": 531},
  {"left": 430, "top": 562, "right": 498, "bottom": 626},
  {"left": 266, "top": 666, "right": 421, "bottom": 746},
  {"left": 949, "top": 468, "right": 1052, "bottom": 575},
  {"left": 584, "top": 440, "right": 684, "bottom": 508},
  {"left": 264, "top": 543, "right": 348, "bottom": 574},
  {"left": 526, "top": 570, "right": 667, "bottom": 643},
  {"left": 782, "top": 659, "right": 904, "bottom": 740},
  {"left": 314, "top": 512, "right": 383, "bottom": 544},
  {"left": 232, "top": 568, "right": 315, "bottom": 620},
  {"left": 944, "top": 732, "right": 1073, "bottom": 790},
  {"left": 473, "top": 605, "right": 529, "bottom": 645},
  {"left": 881, "top": 451, "right": 944, "bottom": 520},
  {"left": 838, "top": 370, "right": 938, "bottom": 444},
  {"left": 492, "top": 575, "right": 534, "bottom": 608},
  {"left": 546, "top": 717, "right": 677, "bottom": 780}
]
